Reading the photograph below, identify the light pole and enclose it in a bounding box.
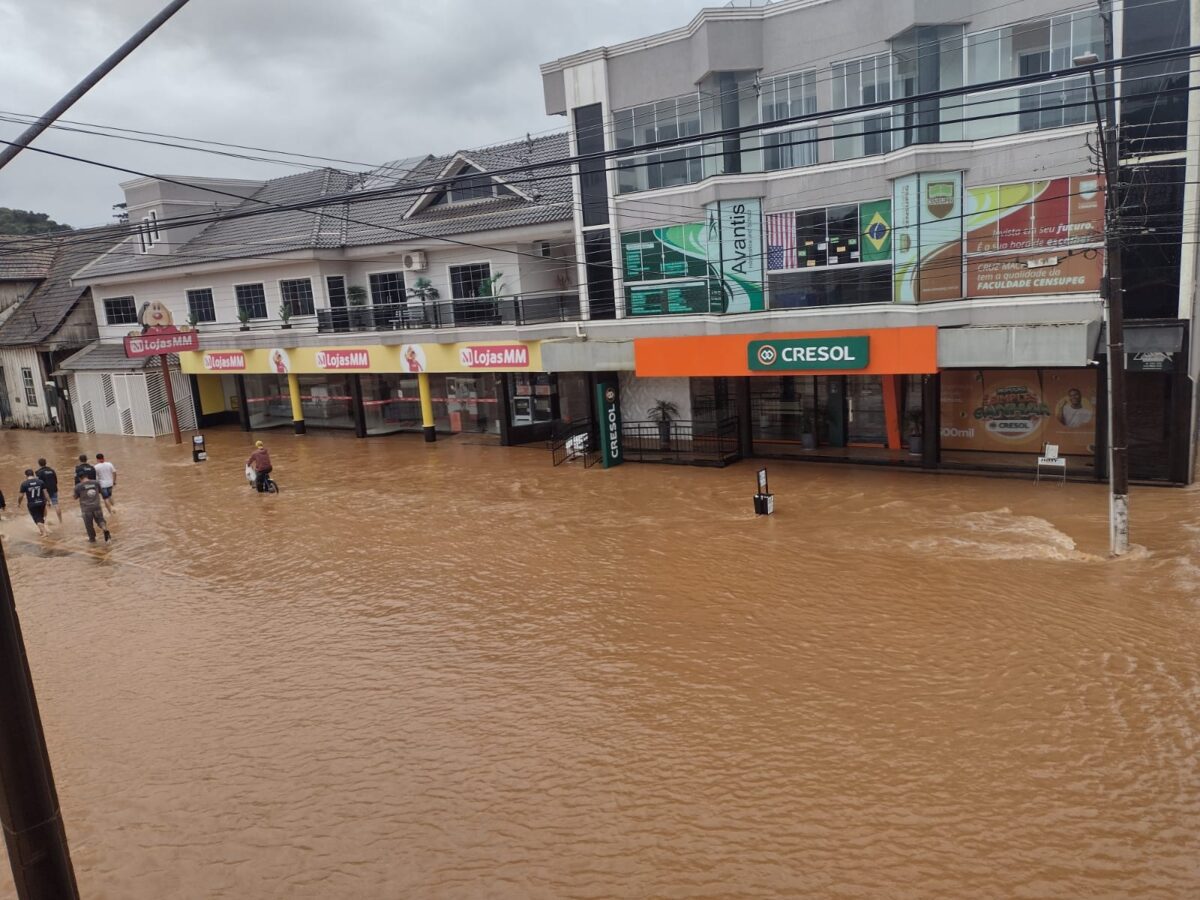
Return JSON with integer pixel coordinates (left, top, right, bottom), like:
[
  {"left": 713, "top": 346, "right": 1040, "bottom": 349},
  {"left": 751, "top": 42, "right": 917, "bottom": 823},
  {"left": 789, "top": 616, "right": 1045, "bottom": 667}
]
[{"left": 1074, "top": 48, "right": 1129, "bottom": 555}]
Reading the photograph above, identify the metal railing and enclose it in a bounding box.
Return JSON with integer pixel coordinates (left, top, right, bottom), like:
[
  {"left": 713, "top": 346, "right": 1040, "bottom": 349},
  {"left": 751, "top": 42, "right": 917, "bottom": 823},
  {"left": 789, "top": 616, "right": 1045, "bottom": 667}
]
[
  {"left": 620, "top": 416, "right": 741, "bottom": 467},
  {"left": 317, "top": 292, "right": 582, "bottom": 333},
  {"left": 549, "top": 419, "right": 591, "bottom": 466}
]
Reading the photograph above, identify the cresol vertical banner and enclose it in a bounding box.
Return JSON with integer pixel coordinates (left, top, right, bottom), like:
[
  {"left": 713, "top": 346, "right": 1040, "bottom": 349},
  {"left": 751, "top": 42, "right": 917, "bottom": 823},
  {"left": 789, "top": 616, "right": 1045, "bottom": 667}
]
[
  {"left": 706, "top": 198, "right": 765, "bottom": 313},
  {"left": 892, "top": 171, "right": 964, "bottom": 303},
  {"left": 595, "top": 382, "right": 623, "bottom": 468}
]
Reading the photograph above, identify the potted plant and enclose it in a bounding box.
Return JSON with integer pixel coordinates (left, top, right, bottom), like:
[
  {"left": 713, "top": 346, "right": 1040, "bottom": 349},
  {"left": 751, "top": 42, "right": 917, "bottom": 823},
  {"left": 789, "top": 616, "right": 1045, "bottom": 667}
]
[
  {"left": 278, "top": 301, "right": 292, "bottom": 329},
  {"left": 407, "top": 277, "right": 439, "bottom": 327},
  {"left": 237, "top": 308, "right": 251, "bottom": 332},
  {"left": 347, "top": 284, "right": 370, "bottom": 329},
  {"left": 647, "top": 399, "right": 679, "bottom": 449},
  {"left": 906, "top": 409, "right": 924, "bottom": 456},
  {"left": 186, "top": 311, "right": 199, "bottom": 329},
  {"left": 800, "top": 409, "right": 817, "bottom": 450}
]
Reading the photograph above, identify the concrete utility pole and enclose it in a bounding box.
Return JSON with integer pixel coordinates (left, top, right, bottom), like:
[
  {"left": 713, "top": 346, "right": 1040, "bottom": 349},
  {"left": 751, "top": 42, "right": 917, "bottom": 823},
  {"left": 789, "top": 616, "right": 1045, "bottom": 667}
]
[
  {"left": 0, "top": 539, "right": 79, "bottom": 900},
  {"left": 0, "top": 0, "right": 191, "bottom": 173},
  {"left": 1076, "top": 9, "right": 1130, "bottom": 555}
]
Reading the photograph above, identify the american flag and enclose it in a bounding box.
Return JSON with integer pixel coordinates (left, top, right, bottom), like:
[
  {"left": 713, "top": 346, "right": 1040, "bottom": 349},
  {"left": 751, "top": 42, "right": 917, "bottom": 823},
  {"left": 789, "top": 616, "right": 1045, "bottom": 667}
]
[{"left": 766, "top": 212, "right": 795, "bottom": 271}]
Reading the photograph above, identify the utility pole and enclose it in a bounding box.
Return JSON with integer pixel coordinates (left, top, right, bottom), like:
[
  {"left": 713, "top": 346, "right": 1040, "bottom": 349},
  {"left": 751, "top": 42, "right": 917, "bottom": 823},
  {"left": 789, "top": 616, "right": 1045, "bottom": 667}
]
[
  {"left": 0, "top": 0, "right": 190, "bottom": 173},
  {"left": 0, "top": 539, "right": 79, "bottom": 900},
  {"left": 1076, "top": 1, "right": 1130, "bottom": 555}
]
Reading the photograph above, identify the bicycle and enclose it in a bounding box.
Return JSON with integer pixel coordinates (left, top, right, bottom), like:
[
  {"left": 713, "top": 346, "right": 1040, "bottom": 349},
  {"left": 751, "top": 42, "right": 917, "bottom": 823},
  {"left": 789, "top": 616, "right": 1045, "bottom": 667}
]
[{"left": 263, "top": 475, "right": 279, "bottom": 494}]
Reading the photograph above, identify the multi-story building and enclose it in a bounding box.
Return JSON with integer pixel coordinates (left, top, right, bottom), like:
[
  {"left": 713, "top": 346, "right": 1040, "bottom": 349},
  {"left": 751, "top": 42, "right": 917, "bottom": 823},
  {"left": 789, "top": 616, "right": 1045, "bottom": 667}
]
[
  {"left": 538, "top": 0, "right": 1195, "bottom": 482},
  {"left": 66, "top": 134, "right": 586, "bottom": 441}
]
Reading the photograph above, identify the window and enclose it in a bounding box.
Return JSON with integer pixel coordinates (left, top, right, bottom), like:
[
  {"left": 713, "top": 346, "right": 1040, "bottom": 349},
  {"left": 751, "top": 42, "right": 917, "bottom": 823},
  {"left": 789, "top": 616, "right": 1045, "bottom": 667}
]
[
  {"left": 139, "top": 212, "right": 160, "bottom": 253},
  {"left": 1121, "top": 0, "right": 1189, "bottom": 156},
  {"left": 574, "top": 103, "right": 609, "bottom": 226},
  {"left": 449, "top": 263, "right": 493, "bottom": 299},
  {"left": 21, "top": 368, "right": 37, "bottom": 407},
  {"left": 832, "top": 53, "right": 898, "bottom": 159},
  {"left": 148, "top": 210, "right": 160, "bottom": 240},
  {"left": 234, "top": 283, "right": 268, "bottom": 320},
  {"left": 760, "top": 70, "right": 818, "bottom": 170},
  {"left": 614, "top": 95, "right": 704, "bottom": 193},
  {"left": 104, "top": 296, "right": 138, "bottom": 325},
  {"left": 186, "top": 288, "right": 216, "bottom": 323},
  {"left": 279, "top": 278, "right": 315, "bottom": 316},
  {"left": 964, "top": 11, "right": 1101, "bottom": 140},
  {"left": 326, "top": 275, "right": 347, "bottom": 306},
  {"left": 368, "top": 271, "right": 405, "bottom": 305}
]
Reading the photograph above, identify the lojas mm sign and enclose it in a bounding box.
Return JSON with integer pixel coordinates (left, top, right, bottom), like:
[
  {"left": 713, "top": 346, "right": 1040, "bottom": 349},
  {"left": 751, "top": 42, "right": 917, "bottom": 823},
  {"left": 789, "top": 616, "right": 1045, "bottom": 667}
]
[
  {"left": 595, "top": 383, "right": 622, "bottom": 468},
  {"left": 459, "top": 344, "right": 529, "bottom": 368},
  {"left": 315, "top": 349, "right": 370, "bottom": 369}
]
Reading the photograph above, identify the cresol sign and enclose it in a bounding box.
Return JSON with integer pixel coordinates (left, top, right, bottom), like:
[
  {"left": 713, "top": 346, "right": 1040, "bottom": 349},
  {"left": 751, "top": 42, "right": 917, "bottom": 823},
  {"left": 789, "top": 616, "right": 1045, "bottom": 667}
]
[
  {"left": 748, "top": 336, "right": 870, "bottom": 372},
  {"left": 595, "top": 383, "right": 622, "bottom": 469},
  {"left": 315, "top": 349, "right": 370, "bottom": 369}
]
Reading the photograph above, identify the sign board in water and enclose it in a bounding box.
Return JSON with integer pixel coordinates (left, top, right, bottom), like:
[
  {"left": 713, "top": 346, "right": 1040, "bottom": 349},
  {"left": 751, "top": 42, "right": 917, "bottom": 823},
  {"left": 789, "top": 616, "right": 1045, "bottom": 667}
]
[
  {"left": 595, "top": 383, "right": 623, "bottom": 468},
  {"left": 757, "top": 468, "right": 768, "bottom": 494},
  {"left": 192, "top": 434, "right": 207, "bottom": 463}
]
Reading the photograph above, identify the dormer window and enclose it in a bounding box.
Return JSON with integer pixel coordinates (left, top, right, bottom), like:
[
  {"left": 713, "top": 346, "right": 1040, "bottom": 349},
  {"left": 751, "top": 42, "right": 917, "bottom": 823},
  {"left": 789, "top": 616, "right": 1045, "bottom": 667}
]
[{"left": 431, "top": 165, "right": 514, "bottom": 206}]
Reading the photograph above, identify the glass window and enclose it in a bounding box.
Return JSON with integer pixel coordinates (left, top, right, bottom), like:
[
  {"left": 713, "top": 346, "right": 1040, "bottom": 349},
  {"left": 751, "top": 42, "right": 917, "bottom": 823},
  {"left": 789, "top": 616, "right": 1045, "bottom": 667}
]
[
  {"left": 362, "top": 373, "right": 421, "bottom": 435},
  {"left": 103, "top": 296, "right": 138, "bottom": 325},
  {"left": 298, "top": 375, "right": 354, "bottom": 429},
  {"left": 769, "top": 267, "right": 891, "bottom": 308},
  {"left": 614, "top": 94, "right": 707, "bottom": 194},
  {"left": 326, "top": 275, "right": 347, "bottom": 306},
  {"left": 244, "top": 374, "right": 291, "bottom": 429},
  {"left": 432, "top": 373, "right": 499, "bottom": 434},
  {"left": 1121, "top": 0, "right": 1189, "bottom": 156},
  {"left": 368, "top": 271, "right": 406, "bottom": 305},
  {"left": 21, "top": 368, "right": 37, "bottom": 407},
  {"left": 234, "top": 283, "right": 268, "bottom": 319},
  {"left": 449, "top": 263, "right": 493, "bottom": 299},
  {"left": 186, "top": 288, "right": 216, "bottom": 323},
  {"left": 508, "top": 373, "right": 557, "bottom": 426},
  {"left": 279, "top": 278, "right": 315, "bottom": 316}
]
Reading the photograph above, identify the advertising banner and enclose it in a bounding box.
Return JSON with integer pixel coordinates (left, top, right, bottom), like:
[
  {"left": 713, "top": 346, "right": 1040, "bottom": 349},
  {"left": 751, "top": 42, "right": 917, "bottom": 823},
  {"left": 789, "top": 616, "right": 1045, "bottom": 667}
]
[
  {"left": 892, "top": 175, "right": 920, "bottom": 303},
  {"left": 916, "top": 171, "right": 964, "bottom": 302},
  {"left": 180, "top": 341, "right": 543, "bottom": 375},
  {"left": 595, "top": 383, "right": 623, "bottom": 468},
  {"left": 940, "top": 369, "right": 1097, "bottom": 456},
  {"left": 964, "top": 175, "right": 1104, "bottom": 297},
  {"left": 635, "top": 326, "right": 936, "bottom": 378}
]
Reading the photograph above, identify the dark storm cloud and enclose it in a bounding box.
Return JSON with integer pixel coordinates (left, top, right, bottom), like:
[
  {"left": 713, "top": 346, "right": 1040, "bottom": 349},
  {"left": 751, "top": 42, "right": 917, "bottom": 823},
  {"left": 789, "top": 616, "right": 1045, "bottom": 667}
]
[{"left": 0, "top": 0, "right": 703, "bottom": 226}]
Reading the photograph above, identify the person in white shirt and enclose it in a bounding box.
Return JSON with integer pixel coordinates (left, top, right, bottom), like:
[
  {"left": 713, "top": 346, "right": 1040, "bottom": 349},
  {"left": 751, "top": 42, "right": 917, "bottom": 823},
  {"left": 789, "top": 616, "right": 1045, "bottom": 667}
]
[
  {"left": 1059, "top": 388, "right": 1093, "bottom": 429},
  {"left": 94, "top": 452, "right": 117, "bottom": 513}
]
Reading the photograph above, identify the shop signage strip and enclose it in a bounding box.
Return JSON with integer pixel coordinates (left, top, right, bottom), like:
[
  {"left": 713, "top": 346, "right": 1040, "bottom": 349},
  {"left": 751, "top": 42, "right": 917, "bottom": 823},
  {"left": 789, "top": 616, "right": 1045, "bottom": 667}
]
[
  {"left": 634, "top": 326, "right": 936, "bottom": 378},
  {"left": 595, "top": 383, "right": 623, "bottom": 468},
  {"left": 179, "top": 341, "right": 543, "bottom": 375}
]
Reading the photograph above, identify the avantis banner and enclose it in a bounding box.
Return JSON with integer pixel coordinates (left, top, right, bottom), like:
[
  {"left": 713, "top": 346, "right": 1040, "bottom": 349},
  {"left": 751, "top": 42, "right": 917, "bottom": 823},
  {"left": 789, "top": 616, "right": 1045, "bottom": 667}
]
[{"left": 940, "top": 368, "right": 1097, "bottom": 456}]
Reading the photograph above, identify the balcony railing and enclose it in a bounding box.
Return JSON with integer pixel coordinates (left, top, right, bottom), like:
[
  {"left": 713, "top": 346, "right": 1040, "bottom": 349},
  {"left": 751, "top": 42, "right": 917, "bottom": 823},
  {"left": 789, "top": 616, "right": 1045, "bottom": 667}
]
[{"left": 316, "top": 292, "right": 582, "bottom": 333}]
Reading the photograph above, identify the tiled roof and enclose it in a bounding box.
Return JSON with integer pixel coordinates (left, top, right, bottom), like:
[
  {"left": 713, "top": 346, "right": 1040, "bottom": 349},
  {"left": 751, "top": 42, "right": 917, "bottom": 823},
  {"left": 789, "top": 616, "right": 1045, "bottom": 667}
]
[
  {"left": 74, "top": 132, "right": 574, "bottom": 279},
  {"left": 0, "top": 235, "right": 56, "bottom": 280},
  {"left": 56, "top": 340, "right": 159, "bottom": 372},
  {"left": 0, "top": 226, "right": 127, "bottom": 347}
]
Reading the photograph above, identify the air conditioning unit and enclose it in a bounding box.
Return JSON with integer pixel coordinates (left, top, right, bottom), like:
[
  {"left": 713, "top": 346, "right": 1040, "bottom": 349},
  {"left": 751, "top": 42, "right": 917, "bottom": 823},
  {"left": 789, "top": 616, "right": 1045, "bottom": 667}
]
[
  {"left": 536, "top": 240, "right": 553, "bottom": 258},
  {"left": 400, "top": 251, "right": 427, "bottom": 272}
]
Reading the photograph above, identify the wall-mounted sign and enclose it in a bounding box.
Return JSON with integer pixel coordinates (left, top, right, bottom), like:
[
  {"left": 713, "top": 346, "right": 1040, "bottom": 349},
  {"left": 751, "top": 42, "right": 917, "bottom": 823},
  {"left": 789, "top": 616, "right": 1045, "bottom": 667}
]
[
  {"left": 201, "top": 351, "right": 246, "bottom": 371},
  {"left": 1128, "top": 351, "right": 1174, "bottom": 372},
  {"left": 316, "top": 349, "right": 370, "bottom": 370},
  {"left": 635, "top": 327, "right": 933, "bottom": 377},
  {"left": 628, "top": 281, "right": 714, "bottom": 316},
  {"left": 459, "top": 344, "right": 529, "bottom": 368},
  {"left": 595, "top": 383, "right": 623, "bottom": 468},
  {"left": 892, "top": 171, "right": 964, "bottom": 303},
  {"left": 748, "top": 337, "right": 870, "bottom": 372}
]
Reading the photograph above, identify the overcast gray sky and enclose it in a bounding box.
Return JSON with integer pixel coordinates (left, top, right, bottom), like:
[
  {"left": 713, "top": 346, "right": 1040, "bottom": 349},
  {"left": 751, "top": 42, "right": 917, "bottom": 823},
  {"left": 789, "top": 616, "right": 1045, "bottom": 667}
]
[{"left": 0, "top": 0, "right": 705, "bottom": 227}]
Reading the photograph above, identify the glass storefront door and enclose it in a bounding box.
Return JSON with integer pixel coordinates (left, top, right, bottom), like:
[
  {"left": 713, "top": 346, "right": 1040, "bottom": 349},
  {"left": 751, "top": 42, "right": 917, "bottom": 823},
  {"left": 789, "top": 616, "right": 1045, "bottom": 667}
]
[
  {"left": 845, "top": 376, "right": 886, "bottom": 444},
  {"left": 433, "top": 374, "right": 498, "bottom": 434},
  {"left": 244, "top": 374, "right": 291, "bottom": 429}
]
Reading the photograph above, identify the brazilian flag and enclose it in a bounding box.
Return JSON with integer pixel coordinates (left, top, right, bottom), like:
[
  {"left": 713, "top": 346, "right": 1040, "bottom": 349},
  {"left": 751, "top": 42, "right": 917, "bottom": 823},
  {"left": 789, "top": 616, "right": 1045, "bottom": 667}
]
[{"left": 859, "top": 199, "right": 892, "bottom": 263}]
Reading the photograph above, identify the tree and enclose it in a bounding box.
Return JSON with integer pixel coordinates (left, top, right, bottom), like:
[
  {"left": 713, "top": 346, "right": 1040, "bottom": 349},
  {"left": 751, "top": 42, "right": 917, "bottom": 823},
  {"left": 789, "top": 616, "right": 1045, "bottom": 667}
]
[{"left": 0, "top": 207, "right": 72, "bottom": 235}]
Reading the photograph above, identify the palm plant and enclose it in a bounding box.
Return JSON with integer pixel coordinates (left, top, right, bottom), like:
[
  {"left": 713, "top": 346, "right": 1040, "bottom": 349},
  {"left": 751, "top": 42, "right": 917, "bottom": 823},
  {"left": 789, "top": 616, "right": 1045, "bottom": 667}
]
[
  {"left": 647, "top": 399, "right": 680, "bottom": 449},
  {"left": 278, "top": 301, "right": 292, "bottom": 328},
  {"left": 237, "top": 307, "right": 251, "bottom": 331}
]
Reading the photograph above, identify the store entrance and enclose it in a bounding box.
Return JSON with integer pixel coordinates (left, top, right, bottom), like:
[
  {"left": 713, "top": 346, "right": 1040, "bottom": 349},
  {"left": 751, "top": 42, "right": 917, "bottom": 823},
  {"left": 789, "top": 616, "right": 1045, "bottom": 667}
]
[
  {"left": 846, "top": 376, "right": 887, "bottom": 444},
  {"left": 1127, "top": 371, "right": 1171, "bottom": 480}
]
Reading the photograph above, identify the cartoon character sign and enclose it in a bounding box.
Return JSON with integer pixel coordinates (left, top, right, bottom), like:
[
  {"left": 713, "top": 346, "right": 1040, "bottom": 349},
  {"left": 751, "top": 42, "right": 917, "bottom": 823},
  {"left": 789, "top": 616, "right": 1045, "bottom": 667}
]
[
  {"left": 270, "top": 349, "right": 291, "bottom": 374},
  {"left": 127, "top": 300, "right": 195, "bottom": 337},
  {"left": 401, "top": 344, "right": 426, "bottom": 373}
]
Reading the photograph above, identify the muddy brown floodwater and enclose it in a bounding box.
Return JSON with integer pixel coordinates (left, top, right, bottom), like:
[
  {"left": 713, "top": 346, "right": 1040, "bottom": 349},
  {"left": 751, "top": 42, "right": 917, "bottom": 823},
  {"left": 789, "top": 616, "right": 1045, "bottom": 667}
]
[{"left": 0, "top": 428, "right": 1197, "bottom": 898}]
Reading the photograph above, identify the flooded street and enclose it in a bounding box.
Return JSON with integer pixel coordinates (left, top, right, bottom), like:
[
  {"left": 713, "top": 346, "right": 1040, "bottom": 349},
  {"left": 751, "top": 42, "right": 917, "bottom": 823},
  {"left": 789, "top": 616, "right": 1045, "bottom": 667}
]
[{"left": 0, "top": 428, "right": 1197, "bottom": 898}]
